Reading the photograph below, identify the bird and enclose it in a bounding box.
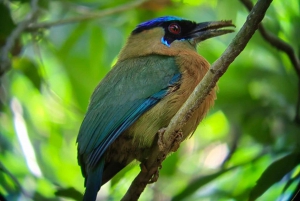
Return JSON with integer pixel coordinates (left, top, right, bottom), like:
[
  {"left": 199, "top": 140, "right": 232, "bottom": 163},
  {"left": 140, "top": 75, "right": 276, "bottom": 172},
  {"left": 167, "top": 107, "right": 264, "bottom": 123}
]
[{"left": 77, "top": 16, "right": 234, "bottom": 201}]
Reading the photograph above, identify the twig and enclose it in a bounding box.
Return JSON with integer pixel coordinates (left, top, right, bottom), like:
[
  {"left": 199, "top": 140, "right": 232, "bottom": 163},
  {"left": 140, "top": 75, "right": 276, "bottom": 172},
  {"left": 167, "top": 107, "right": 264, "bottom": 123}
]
[
  {"left": 240, "top": 0, "right": 300, "bottom": 76},
  {"left": 240, "top": 0, "right": 300, "bottom": 123},
  {"left": 0, "top": 0, "right": 40, "bottom": 76},
  {"left": 26, "top": 0, "right": 147, "bottom": 31},
  {"left": 121, "top": 0, "right": 273, "bottom": 200},
  {"left": 0, "top": 0, "right": 147, "bottom": 76}
]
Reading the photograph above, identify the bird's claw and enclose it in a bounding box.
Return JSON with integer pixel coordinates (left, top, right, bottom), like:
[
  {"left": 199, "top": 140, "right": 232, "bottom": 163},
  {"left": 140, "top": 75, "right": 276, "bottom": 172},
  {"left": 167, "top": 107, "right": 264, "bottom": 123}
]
[
  {"left": 158, "top": 128, "right": 167, "bottom": 151},
  {"left": 140, "top": 163, "right": 148, "bottom": 173},
  {"left": 148, "top": 165, "right": 162, "bottom": 183},
  {"left": 158, "top": 128, "right": 183, "bottom": 152},
  {"left": 170, "top": 129, "right": 183, "bottom": 152},
  {"left": 140, "top": 163, "right": 162, "bottom": 184}
]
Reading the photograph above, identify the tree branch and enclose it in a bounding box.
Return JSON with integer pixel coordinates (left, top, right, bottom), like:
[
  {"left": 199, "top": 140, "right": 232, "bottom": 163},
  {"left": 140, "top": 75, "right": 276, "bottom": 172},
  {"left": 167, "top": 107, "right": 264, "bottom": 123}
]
[
  {"left": 121, "top": 0, "right": 273, "bottom": 200},
  {"left": 26, "top": 0, "right": 147, "bottom": 31},
  {"left": 0, "top": 0, "right": 40, "bottom": 76},
  {"left": 240, "top": 0, "right": 300, "bottom": 124}
]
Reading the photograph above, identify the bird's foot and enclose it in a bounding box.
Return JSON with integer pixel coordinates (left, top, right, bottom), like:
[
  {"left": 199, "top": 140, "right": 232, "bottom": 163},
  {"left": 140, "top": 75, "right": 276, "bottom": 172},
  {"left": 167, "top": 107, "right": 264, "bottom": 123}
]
[
  {"left": 157, "top": 128, "right": 167, "bottom": 151},
  {"left": 170, "top": 129, "right": 183, "bottom": 152},
  {"left": 140, "top": 163, "right": 148, "bottom": 173},
  {"left": 158, "top": 128, "right": 183, "bottom": 152},
  {"left": 140, "top": 163, "right": 162, "bottom": 184},
  {"left": 149, "top": 164, "right": 162, "bottom": 183}
]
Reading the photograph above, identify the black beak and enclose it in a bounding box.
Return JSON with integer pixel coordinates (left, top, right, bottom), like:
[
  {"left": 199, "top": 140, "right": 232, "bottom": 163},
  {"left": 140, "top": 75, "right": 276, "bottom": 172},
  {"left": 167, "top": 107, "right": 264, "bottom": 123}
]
[{"left": 188, "top": 20, "right": 235, "bottom": 43}]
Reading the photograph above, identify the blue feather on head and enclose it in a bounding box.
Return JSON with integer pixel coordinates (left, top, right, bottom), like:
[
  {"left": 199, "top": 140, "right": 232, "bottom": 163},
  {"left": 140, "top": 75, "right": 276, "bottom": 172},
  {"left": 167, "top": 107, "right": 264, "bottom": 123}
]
[{"left": 132, "top": 16, "right": 184, "bottom": 34}]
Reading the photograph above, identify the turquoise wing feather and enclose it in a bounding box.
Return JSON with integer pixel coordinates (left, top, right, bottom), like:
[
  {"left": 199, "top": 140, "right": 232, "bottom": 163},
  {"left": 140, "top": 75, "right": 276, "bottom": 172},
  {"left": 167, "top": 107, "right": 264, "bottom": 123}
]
[
  {"left": 77, "top": 55, "right": 180, "bottom": 163},
  {"left": 77, "top": 55, "right": 181, "bottom": 200}
]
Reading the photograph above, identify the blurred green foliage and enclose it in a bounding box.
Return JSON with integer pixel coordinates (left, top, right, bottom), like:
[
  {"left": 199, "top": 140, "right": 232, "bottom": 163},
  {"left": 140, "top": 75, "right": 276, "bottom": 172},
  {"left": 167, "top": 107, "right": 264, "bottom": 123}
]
[{"left": 1, "top": 0, "right": 300, "bottom": 200}]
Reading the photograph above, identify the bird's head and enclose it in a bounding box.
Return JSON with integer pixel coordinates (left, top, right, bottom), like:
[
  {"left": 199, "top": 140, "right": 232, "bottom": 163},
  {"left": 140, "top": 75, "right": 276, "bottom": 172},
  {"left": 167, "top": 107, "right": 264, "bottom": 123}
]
[{"left": 118, "top": 16, "right": 235, "bottom": 60}]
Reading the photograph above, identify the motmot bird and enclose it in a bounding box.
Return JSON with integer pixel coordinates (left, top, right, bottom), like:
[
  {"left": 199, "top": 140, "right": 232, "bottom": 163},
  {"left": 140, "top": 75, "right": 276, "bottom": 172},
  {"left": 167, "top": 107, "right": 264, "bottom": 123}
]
[{"left": 77, "top": 16, "right": 234, "bottom": 200}]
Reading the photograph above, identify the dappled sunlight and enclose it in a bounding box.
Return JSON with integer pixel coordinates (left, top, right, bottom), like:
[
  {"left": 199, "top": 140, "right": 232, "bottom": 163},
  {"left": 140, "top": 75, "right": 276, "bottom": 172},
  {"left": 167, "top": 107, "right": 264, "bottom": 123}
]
[
  {"left": 10, "top": 98, "right": 42, "bottom": 178},
  {"left": 173, "top": 0, "right": 217, "bottom": 6},
  {"left": 194, "top": 110, "right": 230, "bottom": 142},
  {"left": 202, "top": 143, "right": 229, "bottom": 169}
]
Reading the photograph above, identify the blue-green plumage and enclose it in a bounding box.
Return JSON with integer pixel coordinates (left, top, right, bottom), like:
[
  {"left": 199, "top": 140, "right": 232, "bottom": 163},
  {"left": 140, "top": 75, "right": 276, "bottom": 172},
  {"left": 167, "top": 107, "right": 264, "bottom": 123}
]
[
  {"left": 77, "top": 55, "right": 181, "bottom": 200},
  {"left": 77, "top": 16, "right": 234, "bottom": 200},
  {"left": 83, "top": 159, "right": 104, "bottom": 201},
  {"left": 133, "top": 16, "right": 184, "bottom": 33}
]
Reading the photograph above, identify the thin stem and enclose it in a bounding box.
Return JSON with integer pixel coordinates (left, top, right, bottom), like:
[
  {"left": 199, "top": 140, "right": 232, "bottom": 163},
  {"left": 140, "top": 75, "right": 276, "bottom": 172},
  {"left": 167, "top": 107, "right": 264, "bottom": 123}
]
[
  {"left": 0, "top": 0, "right": 40, "bottom": 76},
  {"left": 26, "top": 0, "right": 147, "bottom": 31}
]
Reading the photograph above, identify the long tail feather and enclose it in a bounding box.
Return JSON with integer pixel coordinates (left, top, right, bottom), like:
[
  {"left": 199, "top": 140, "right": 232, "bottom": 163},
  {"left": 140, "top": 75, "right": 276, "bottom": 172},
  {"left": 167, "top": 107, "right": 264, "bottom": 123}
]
[{"left": 83, "top": 159, "right": 105, "bottom": 201}]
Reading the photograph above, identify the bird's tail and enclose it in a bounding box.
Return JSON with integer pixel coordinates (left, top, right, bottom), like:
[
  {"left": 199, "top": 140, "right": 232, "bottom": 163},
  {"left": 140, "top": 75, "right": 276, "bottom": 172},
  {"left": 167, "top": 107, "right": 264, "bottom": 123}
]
[{"left": 83, "top": 159, "right": 105, "bottom": 201}]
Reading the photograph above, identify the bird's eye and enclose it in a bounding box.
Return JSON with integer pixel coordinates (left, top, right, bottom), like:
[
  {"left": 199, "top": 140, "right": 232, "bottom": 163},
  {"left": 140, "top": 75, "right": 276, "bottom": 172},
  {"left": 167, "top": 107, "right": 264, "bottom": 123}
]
[{"left": 168, "top": 23, "right": 181, "bottom": 35}]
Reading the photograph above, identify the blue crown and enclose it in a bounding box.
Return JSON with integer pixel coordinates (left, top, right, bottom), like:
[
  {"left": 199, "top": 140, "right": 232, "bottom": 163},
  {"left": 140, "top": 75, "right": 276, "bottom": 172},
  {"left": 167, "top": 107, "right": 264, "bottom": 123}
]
[{"left": 132, "top": 16, "right": 183, "bottom": 34}]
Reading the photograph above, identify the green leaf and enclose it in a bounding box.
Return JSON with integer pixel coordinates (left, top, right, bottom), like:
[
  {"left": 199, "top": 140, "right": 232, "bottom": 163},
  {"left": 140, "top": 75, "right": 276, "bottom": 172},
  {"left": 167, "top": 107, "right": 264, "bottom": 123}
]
[
  {"left": 243, "top": 113, "right": 273, "bottom": 145},
  {"left": 0, "top": 2, "right": 15, "bottom": 39},
  {"left": 33, "top": 192, "right": 57, "bottom": 201},
  {"left": 160, "top": 152, "right": 179, "bottom": 176},
  {"left": 0, "top": 131, "right": 12, "bottom": 153},
  {"left": 249, "top": 152, "right": 300, "bottom": 201},
  {"left": 287, "top": 178, "right": 300, "bottom": 201},
  {"left": 172, "top": 166, "right": 237, "bottom": 201},
  {"left": 13, "top": 57, "right": 42, "bottom": 91},
  {"left": 55, "top": 187, "right": 83, "bottom": 201},
  {"left": 281, "top": 172, "right": 300, "bottom": 196}
]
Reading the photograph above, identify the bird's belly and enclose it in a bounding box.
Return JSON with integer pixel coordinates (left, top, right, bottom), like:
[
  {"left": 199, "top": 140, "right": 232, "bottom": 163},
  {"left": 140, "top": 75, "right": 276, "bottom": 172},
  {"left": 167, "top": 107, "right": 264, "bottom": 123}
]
[{"left": 107, "top": 89, "right": 215, "bottom": 165}]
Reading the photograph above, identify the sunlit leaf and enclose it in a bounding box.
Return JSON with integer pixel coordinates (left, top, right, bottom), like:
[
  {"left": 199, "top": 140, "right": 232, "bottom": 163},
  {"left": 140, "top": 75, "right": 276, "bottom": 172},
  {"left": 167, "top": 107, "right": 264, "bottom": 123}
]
[{"left": 55, "top": 187, "right": 83, "bottom": 201}]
